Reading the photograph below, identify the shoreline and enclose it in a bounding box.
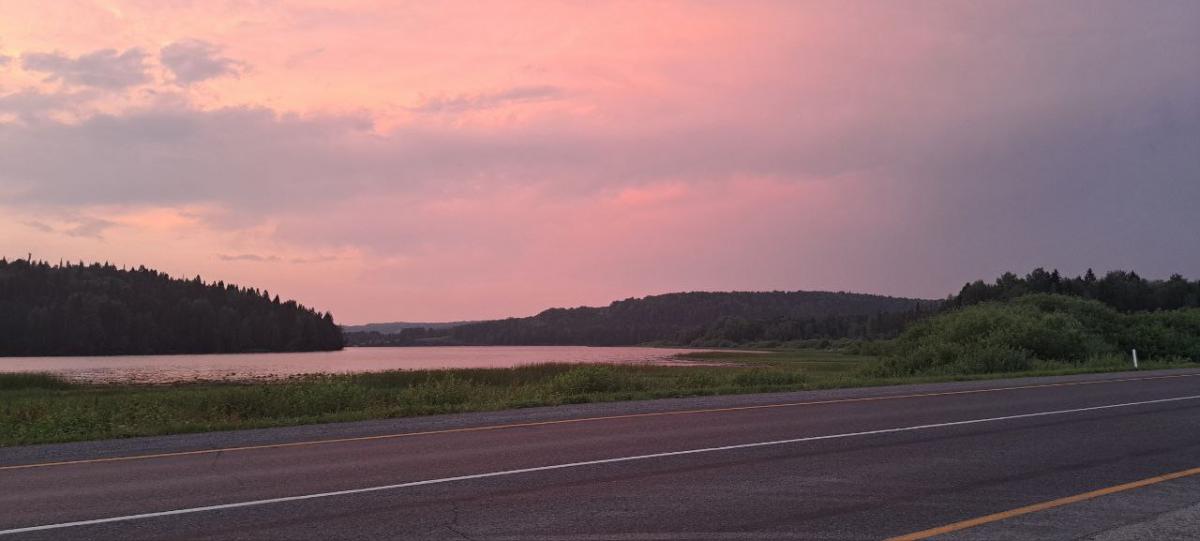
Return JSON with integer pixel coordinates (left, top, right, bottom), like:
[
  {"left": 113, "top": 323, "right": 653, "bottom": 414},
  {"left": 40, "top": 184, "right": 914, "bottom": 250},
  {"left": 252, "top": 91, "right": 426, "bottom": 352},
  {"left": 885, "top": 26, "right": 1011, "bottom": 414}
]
[
  {"left": 0, "top": 345, "right": 734, "bottom": 385},
  {"left": 2, "top": 349, "right": 1193, "bottom": 447}
]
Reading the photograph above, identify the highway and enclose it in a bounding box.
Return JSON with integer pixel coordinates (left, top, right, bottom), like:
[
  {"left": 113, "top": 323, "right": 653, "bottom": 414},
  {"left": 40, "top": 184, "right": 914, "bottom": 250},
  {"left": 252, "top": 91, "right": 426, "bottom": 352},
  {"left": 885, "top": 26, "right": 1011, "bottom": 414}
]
[{"left": 3, "top": 369, "right": 1200, "bottom": 540}]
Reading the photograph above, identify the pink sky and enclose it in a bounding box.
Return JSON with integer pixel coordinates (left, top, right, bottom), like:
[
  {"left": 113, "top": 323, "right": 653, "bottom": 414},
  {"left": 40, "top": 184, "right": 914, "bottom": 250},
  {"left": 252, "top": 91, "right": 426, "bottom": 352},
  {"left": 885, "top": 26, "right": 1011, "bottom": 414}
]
[{"left": 1, "top": 1, "right": 1197, "bottom": 323}]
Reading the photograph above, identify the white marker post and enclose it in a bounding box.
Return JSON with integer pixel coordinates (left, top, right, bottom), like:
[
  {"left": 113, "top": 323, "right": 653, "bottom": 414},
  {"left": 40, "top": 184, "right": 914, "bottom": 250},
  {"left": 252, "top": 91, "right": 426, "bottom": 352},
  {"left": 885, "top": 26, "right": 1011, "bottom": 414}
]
[{"left": 1132, "top": 349, "right": 1139, "bottom": 369}]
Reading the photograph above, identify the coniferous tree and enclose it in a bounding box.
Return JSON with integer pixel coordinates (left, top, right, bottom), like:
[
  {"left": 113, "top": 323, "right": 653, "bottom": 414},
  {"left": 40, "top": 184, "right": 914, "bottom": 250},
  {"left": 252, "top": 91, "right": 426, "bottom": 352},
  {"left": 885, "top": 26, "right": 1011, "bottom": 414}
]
[{"left": 0, "top": 259, "right": 344, "bottom": 356}]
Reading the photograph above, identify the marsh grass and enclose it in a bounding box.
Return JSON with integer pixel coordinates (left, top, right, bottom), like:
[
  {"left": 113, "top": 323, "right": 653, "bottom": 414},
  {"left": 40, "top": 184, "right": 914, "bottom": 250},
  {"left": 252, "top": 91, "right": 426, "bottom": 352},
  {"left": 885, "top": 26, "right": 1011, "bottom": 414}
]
[
  {"left": 0, "top": 372, "right": 75, "bottom": 391},
  {"left": 1, "top": 348, "right": 1194, "bottom": 446}
]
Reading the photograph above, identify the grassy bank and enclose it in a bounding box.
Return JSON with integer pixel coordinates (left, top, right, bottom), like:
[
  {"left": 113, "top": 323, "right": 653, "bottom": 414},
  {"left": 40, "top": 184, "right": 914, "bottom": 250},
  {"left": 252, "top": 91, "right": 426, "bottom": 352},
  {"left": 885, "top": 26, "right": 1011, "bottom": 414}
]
[{"left": 2, "top": 348, "right": 1193, "bottom": 447}]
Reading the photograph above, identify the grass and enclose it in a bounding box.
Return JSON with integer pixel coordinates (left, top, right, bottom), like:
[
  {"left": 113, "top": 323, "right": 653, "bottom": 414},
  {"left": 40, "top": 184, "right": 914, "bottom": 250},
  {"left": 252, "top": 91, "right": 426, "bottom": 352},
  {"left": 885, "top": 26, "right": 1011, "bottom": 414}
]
[
  {"left": 0, "top": 372, "right": 77, "bottom": 391},
  {"left": 2, "top": 347, "right": 1194, "bottom": 447}
]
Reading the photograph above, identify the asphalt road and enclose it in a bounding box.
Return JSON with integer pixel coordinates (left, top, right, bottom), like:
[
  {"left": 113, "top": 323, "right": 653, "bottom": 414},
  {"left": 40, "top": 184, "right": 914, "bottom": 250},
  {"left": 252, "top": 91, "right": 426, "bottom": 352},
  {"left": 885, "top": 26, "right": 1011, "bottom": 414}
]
[{"left": 4, "top": 369, "right": 1200, "bottom": 540}]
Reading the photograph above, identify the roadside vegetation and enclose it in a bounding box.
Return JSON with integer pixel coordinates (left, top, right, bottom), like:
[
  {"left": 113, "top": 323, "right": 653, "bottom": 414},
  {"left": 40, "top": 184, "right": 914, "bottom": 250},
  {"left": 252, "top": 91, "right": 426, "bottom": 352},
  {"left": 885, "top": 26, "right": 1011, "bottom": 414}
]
[
  {"left": 0, "top": 357, "right": 827, "bottom": 446},
  {"left": 3, "top": 337, "right": 1195, "bottom": 447},
  {"left": 4, "top": 268, "right": 1200, "bottom": 447},
  {"left": 867, "top": 294, "right": 1200, "bottom": 377}
]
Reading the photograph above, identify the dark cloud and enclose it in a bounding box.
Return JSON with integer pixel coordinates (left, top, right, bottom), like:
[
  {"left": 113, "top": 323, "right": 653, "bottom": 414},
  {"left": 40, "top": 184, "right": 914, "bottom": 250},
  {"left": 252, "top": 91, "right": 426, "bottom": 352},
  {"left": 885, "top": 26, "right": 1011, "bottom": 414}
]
[
  {"left": 411, "top": 85, "right": 564, "bottom": 113},
  {"left": 0, "top": 89, "right": 97, "bottom": 119},
  {"left": 284, "top": 47, "right": 325, "bottom": 68},
  {"left": 1, "top": 2, "right": 1197, "bottom": 301},
  {"left": 0, "top": 54, "right": 11, "bottom": 67},
  {"left": 160, "top": 40, "right": 245, "bottom": 85},
  {"left": 21, "top": 48, "right": 150, "bottom": 89},
  {"left": 290, "top": 255, "right": 341, "bottom": 264},
  {"left": 0, "top": 101, "right": 866, "bottom": 213},
  {"left": 21, "top": 220, "right": 54, "bottom": 233},
  {"left": 218, "top": 253, "right": 280, "bottom": 262},
  {"left": 0, "top": 105, "right": 384, "bottom": 210},
  {"left": 16, "top": 217, "right": 114, "bottom": 239},
  {"left": 63, "top": 218, "right": 116, "bottom": 239}
]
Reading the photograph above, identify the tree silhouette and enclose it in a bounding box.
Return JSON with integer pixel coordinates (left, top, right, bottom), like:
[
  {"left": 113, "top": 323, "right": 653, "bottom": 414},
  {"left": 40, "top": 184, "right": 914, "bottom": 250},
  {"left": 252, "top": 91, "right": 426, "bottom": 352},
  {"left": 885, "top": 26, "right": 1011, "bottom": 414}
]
[{"left": 0, "top": 258, "right": 343, "bottom": 356}]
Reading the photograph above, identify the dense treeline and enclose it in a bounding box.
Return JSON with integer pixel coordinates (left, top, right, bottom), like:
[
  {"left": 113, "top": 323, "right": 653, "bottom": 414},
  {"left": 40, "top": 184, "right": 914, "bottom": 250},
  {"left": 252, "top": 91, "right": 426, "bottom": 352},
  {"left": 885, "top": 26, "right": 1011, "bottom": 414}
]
[
  {"left": 869, "top": 294, "right": 1200, "bottom": 377},
  {"left": 345, "top": 291, "right": 937, "bottom": 347},
  {"left": 341, "top": 321, "right": 471, "bottom": 334},
  {"left": 866, "top": 268, "right": 1200, "bottom": 377},
  {"left": 347, "top": 268, "right": 1200, "bottom": 349},
  {"left": 0, "top": 259, "right": 343, "bottom": 356},
  {"left": 950, "top": 268, "right": 1200, "bottom": 312}
]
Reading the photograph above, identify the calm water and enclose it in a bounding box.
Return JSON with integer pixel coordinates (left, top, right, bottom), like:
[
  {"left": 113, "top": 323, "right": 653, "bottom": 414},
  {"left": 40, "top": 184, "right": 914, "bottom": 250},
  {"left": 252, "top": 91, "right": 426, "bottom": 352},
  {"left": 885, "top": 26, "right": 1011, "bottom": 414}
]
[{"left": 0, "top": 346, "right": 717, "bottom": 383}]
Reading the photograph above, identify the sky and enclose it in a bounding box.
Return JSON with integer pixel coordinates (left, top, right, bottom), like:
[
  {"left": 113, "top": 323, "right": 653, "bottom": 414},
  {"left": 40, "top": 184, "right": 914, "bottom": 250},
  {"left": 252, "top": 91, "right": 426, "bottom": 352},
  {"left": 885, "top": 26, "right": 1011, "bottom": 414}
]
[{"left": 1, "top": 1, "right": 1197, "bottom": 324}]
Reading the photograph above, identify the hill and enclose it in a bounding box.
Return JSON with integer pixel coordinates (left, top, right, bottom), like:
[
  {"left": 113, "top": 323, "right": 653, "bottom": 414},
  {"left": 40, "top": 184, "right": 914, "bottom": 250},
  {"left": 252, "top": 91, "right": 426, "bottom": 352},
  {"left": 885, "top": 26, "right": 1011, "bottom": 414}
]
[
  {"left": 341, "top": 321, "right": 472, "bottom": 334},
  {"left": 0, "top": 259, "right": 344, "bottom": 356},
  {"left": 346, "top": 291, "right": 938, "bottom": 347}
]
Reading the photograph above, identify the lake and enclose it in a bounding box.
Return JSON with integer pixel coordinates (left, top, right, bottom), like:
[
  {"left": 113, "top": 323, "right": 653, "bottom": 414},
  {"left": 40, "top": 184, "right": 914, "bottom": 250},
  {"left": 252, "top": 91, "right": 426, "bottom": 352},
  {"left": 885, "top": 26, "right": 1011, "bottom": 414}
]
[{"left": 0, "top": 346, "right": 718, "bottom": 383}]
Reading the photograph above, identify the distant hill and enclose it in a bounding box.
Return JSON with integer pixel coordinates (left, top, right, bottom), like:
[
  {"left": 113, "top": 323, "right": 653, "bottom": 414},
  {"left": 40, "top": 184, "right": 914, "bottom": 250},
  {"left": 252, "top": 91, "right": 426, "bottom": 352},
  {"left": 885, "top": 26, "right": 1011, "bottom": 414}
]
[
  {"left": 0, "top": 259, "right": 344, "bottom": 356},
  {"left": 346, "top": 290, "right": 938, "bottom": 347},
  {"left": 345, "top": 268, "right": 1200, "bottom": 348},
  {"left": 341, "top": 321, "right": 472, "bottom": 334}
]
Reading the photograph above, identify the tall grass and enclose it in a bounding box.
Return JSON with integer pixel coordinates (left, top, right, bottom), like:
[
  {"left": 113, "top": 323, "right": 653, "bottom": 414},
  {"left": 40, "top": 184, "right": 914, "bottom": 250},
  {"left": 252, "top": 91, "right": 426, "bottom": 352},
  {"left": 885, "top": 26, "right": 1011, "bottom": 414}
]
[
  {"left": 0, "top": 373, "right": 75, "bottom": 391},
  {"left": 3, "top": 331, "right": 1196, "bottom": 447},
  {"left": 0, "top": 362, "right": 821, "bottom": 446}
]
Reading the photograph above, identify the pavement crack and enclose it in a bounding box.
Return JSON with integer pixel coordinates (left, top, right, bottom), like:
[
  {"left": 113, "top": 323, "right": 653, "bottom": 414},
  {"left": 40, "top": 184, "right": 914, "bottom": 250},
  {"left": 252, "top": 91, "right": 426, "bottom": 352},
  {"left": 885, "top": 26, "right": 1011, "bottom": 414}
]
[
  {"left": 208, "top": 449, "right": 223, "bottom": 468},
  {"left": 207, "top": 449, "right": 250, "bottom": 490},
  {"left": 445, "top": 500, "right": 474, "bottom": 540}
]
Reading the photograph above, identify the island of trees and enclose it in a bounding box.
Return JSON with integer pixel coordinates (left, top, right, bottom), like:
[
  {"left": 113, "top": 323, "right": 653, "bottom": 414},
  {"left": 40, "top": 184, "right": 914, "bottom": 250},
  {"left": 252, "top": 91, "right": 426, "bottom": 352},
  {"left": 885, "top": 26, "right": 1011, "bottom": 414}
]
[{"left": 0, "top": 258, "right": 343, "bottom": 356}]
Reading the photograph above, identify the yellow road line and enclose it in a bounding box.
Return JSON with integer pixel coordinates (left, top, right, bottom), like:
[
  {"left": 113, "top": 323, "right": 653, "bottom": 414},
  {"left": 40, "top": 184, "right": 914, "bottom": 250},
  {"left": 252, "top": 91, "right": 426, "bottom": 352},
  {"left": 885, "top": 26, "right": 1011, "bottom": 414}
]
[
  {"left": 887, "top": 465, "right": 1200, "bottom": 540},
  {"left": 3, "top": 371, "right": 1198, "bottom": 472}
]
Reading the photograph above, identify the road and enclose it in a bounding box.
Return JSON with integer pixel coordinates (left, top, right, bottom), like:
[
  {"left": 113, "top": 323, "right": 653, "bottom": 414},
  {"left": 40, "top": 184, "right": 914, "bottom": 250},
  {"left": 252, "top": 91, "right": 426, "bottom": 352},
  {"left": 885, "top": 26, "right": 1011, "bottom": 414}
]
[{"left": 3, "top": 369, "right": 1200, "bottom": 540}]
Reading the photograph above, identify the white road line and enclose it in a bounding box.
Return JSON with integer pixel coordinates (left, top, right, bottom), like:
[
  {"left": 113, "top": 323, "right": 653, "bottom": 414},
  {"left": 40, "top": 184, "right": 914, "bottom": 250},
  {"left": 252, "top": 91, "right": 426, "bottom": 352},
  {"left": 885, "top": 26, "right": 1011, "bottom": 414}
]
[{"left": 4, "top": 394, "right": 1199, "bottom": 536}]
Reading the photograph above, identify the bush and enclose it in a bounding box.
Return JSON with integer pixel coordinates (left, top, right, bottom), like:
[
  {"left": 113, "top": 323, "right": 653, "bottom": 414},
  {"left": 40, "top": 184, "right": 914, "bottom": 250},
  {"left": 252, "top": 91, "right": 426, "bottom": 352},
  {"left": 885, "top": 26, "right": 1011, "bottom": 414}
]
[
  {"left": 946, "top": 345, "right": 1031, "bottom": 374},
  {"left": 873, "top": 294, "right": 1200, "bottom": 376},
  {"left": 1121, "top": 310, "right": 1200, "bottom": 361}
]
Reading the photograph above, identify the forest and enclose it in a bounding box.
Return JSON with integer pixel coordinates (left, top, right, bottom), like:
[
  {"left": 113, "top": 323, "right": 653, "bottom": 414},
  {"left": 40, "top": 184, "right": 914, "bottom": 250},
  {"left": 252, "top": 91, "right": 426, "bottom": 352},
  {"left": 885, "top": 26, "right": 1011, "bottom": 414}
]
[
  {"left": 949, "top": 268, "right": 1200, "bottom": 312},
  {"left": 9, "top": 259, "right": 1197, "bottom": 355},
  {"left": 344, "top": 291, "right": 938, "bottom": 347},
  {"left": 0, "top": 259, "right": 344, "bottom": 356},
  {"left": 870, "top": 293, "right": 1200, "bottom": 377},
  {"left": 346, "top": 268, "right": 1200, "bottom": 349}
]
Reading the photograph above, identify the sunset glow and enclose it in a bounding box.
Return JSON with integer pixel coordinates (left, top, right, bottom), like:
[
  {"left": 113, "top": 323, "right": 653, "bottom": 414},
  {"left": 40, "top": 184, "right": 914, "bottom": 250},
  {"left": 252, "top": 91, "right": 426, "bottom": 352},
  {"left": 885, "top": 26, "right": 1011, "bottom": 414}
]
[{"left": 2, "top": 1, "right": 1197, "bottom": 322}]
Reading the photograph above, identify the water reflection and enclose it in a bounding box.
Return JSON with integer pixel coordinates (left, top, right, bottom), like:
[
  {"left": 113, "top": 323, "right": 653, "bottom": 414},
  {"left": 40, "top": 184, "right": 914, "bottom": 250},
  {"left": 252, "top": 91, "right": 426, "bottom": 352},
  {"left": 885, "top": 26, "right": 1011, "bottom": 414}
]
[{"left": 0, "top": 346, "right": 718, "bottom": 383}]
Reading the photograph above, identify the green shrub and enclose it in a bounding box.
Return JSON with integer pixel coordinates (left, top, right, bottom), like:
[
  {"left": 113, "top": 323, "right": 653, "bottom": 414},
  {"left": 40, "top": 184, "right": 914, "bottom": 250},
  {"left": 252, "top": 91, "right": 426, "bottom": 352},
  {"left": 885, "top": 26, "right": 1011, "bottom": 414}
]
[
  {"left": 0, "top": 373, "right": 75, "bottom": 391},
  {"left": 946, "top": 345, "right": 1031, "bottom": 374},
  {"left": 731, "top": 369, "right": 807, "bottom": 387},
  {"left": 875, "top": 294, "right": 1200, "bottom": 376},
  {"left": 547, "top": 365, "right": 632, "bottom": 395},
  {"left": 679, "top": 371, "right": 720, "bottom": 389},
  {"left": 1121, "top": 310, "right": 1200, "bottom": 361},
  {"left": 405, "top": 375, "right": 480, "bottom": 407}
]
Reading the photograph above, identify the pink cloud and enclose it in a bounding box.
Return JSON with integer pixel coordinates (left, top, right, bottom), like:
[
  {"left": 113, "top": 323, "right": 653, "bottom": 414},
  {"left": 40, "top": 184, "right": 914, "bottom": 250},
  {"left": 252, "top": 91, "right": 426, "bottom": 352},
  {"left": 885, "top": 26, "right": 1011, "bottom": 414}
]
[{"left": 0, "top": 1, "right": 1197, "bottom": 323}]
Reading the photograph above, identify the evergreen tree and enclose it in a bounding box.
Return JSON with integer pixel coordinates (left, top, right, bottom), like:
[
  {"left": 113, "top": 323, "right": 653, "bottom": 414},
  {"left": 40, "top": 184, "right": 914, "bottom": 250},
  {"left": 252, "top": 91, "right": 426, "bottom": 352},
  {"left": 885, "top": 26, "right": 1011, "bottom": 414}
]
[{"left": 0, "top": 259, "right": 344, "bottom": 356}]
